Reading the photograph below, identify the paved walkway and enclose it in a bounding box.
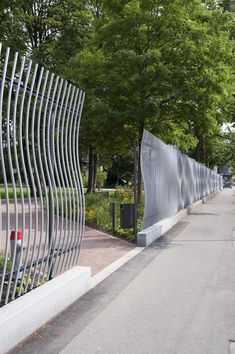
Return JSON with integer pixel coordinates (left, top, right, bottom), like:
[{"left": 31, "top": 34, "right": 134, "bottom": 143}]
[
  {"left": 11, "top": 189, "right": 235, "bottom": 354},
  {"left": 79, "top": 227, "right": 134, "bottom": 275},
  {"left": 0, "top": 202, "right": 134, "bottom": 277}
]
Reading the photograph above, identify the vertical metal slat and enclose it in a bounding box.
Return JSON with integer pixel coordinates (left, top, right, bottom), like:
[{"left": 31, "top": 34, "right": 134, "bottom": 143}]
[
  {"left": 75, "top": 92, "right": 86, "bottom": 265},
  {"left": 11, "top": 55, "right": 26, "bottom": 299},
  {"left": 0, "top": 48, "right": 11, "bottom": 304},
  {"left": 35, "top": 70, "right": 50, "bottom": 287},
  {"left": 23, "top": 64, "right": 39, "bottom": 294},
  {"left": 17, "top": 59, "right": 33, "bottom": 297}
]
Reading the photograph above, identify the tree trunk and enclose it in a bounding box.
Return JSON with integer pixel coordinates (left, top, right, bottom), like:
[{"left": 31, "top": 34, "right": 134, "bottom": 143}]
[
  {"left": 195, "top": 137, "right": 204, "bottom": 162},
  {"left": 87, "top": 146, "right": 93, "bottom": 194},
  {"left": 137, "top": 138, "right": 142, "bottom": 204},
  {"left": 92, "top": 153, "right": 97, "bottom": 193},
  {"left": 137, "top": 123, "right": 144, "bottom": 204}
]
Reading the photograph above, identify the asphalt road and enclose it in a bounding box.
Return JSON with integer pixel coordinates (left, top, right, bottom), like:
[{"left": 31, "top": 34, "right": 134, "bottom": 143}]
[{"left": 12, "top": 188, "right": 235, "bottom": 354}]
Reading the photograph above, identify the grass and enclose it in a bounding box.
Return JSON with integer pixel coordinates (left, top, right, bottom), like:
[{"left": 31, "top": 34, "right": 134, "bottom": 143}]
[{"left": 0, "top": 186, "right": 28, "bottom": 199}]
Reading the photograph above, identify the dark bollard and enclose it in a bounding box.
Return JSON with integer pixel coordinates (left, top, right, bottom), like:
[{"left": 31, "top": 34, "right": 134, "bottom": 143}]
[{"left": 109, "top": 202, "right": 116, "bottom": 234}]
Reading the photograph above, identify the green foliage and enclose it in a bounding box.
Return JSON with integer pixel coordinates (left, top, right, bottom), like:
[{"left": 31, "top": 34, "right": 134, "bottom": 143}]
[
  {"left": 0, "top": 0, "right": 91, "bottom": 74},
  {"left": 0, "top": 0, "right": 234, "bottom": 231},
  {"left": 68, "top": 0, "right": 235, "bottom": 166},
  {"left": 85, "top": 189, "right": 143, "bottom": 241},
  {"left": 14, "top": 272, "right": 46, "bottom": 296},
  {"left": 85, "top": 193, "right": 112, "bottom": 228},
  {"left": 96, "top": 168, "right": 107, "bottom": 189},
  {"left": 106, "top": 153, "right": 134, "bottom": 187},
  {"left": 0, "top": 253, "right": 11, "bottom": 274},
  {"left": 82, "top": 174, "right": 88, "bottom": 188}
]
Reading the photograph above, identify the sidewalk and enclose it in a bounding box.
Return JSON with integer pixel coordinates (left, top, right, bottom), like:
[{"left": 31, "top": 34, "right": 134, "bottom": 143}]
[
  {"left": 79, "top": 226, "right": 135, "bottom": 275},
  {"left": 10, "top": 188, "right": 235, "bottom": 354}
]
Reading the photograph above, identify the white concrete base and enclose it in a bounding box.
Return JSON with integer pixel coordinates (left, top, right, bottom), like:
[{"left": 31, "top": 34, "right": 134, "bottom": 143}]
[
  {"left": 137, "top": 189, "right": 221, "bottom": 247},
  {"left": 137, "top": 209, "right": 188, "bottom": 247},
  {"left": 0, "top": 266, "right": 91, "bottom": 354}
]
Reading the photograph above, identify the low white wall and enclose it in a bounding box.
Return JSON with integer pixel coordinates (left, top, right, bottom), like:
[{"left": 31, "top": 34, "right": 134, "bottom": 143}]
[
  {"left": 0, "top": 266, "right": 91, "bottom": 354},
  {"left": 137, "top": 190, "right": 221, "bottom": 247}
]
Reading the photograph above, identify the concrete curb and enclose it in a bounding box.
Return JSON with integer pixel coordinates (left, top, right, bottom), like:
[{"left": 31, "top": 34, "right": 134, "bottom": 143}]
[
  {"left": 0, "top": 266, "right": 91, "bottom": 354},
  {"left": 91, "top": 247, "right": 145, "bottom": 288},
  {"left": 137, "top": 189, "right": 221, "bottom": 247}
]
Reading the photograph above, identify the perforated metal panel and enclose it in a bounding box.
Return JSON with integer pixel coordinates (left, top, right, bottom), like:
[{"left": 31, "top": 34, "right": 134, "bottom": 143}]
[{"left": 141, "top": 130, "right": 222, "bottom": 229}]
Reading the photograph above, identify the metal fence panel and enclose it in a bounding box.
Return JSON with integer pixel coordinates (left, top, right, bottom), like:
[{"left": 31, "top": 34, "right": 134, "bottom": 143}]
[
  {"left": 0, "top": 45, "right": 85, "bottom": 306},
  {"left": 141, "top": 130, "right": 222, "bottom": 229}
]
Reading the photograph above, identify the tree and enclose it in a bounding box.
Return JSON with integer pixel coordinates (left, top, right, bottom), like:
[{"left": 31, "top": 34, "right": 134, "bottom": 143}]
[
  {"left": 1, "top": 0, "right": 233, "bottom": 199},
  {"left": 68, "top": 0, "right": 234, "bottom": 200},
  {"left": 0, "top": 0, "right": 94, "bottom": 196},
  {"left": 219, "top": 0, "right": 235, "bottom": 11},
  {"left": 0, "top": 0, "right": 91, "bottom": 74}
]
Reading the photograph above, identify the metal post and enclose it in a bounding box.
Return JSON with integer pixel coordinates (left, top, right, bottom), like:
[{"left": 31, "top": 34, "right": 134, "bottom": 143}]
[
  {"left": 133, "top": 143, "right": 137, "bottom": 243},
  {"left": 112, "top": 203, "right": 115, "bottom": 235},
  {"left": 109, "top": 202, "right": 116, "bottom": 235}
]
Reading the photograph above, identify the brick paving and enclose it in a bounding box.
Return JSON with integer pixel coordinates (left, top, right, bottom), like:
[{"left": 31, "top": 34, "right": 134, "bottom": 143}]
[
  {"left": 0, "top": 201, "right": 135, "bottom": 277},
  {"left": 79, "top": 226, "right": 134, "bottom": 275}
]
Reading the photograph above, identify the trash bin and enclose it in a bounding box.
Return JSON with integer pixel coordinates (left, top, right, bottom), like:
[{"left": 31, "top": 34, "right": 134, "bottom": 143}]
[
  {"left": 109, "top": 202, "right": 115, "bottom": 215},
  {"left": 120, "top": 204, "right": 134, "bottom": 228}
]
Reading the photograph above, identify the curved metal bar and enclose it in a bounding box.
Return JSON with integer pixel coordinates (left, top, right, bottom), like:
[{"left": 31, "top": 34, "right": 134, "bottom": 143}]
[
  {"left": 46, "top": 75, "right": 60, "bottom": 278},
  {"left": 17, "top": 59, "right": 33, "bottom": 297},
  {"left": 0, "top": 45, "right": 10, "bottom": 304},
  {"left": 74, "top": 92, "right": 86, "bottom": 265},
  {"left": 71, "top": 91, "right": 83, "bottom": 267},
  {"left": 57, "top": 84, "right": 73, "bottom": 274},
  {"left": 22, "top": 63, "right": 39, "bottom": 293},
  {"left": 0, "top": 47, "right": 11, "bottom": 304},
  {"left": 11, "top": 55, "right": 26, "bottom": 299},
  {"left": 53, "top": 81, "right": 70, "bottom": 275},
  {"left": 29, "top": 66, "right": 44, "bottom": 289},
  {"left": 35, "top": 70, "right": 50, "bottom": 287},
  {"left": 61, "top": 86, "right": 76, "bottom": 271},
  {"left": 48, "top": 78, "right": 64, "bottom": 276},
  {"left": 41, "top": 73, "right": 55, "bottom": 281},
  {"left": 66, "top": 88, "right": 80, "bottom": 269},
  {"left": 0, "top": 44, "right": 86, "bottom": 306},
  {"left": 5, "top": 51, "right": 20, "bottom": 304}
]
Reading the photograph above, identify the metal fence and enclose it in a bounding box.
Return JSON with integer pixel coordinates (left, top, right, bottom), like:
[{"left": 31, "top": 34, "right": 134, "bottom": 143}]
[
  {"left": 0, "top": 44, "right": 85, "bottom": 306},
  {"left": 141, "top": 130, "right": 222, "bottom": 229}
]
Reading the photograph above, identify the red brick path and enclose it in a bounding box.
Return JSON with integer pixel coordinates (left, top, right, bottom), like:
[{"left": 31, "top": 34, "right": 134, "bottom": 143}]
[{"left": 79, "top": 227, "right": 134, "bottom": 275}]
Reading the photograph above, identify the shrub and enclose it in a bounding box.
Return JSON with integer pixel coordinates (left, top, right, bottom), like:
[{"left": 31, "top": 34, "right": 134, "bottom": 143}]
[
  {"left": 82, "top": 174, "right": 88, "bottom": 188},
  {"left": 0, "top": 253, "right": 11, "bottom": 274},
  {"left": 96, "top": 169, "right": 107, "bottom": 190},
  {"left": 85, "top": 188, "right": 144, "bottom": 241}
]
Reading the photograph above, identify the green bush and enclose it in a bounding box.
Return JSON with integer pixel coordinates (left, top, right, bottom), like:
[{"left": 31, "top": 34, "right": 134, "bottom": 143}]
[
  {"left": 0, "top": 253, "right": 11, "bottom": 274},
  {"left": 82, "top": 175, "right": 88, "bottom": 188},
  {"left": 96, "top": 169, "right": 107, "bottom": 190},
  {"left": 85, "top": 189, "right": 144, "bottom": 241}
]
